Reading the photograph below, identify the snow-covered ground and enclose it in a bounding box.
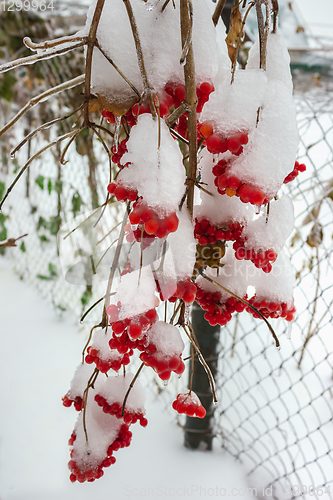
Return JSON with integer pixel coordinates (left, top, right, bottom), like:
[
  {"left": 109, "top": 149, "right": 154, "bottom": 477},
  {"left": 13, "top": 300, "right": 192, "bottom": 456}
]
[{"left": 0, "top": 256, "right": 258, "bottom": 500}]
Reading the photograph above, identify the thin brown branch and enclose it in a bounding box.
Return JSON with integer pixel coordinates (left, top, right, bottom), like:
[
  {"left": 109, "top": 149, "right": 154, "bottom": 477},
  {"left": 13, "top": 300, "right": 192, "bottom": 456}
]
[
  {"left": 231, "top": 2, "right": 254, "bottom": 84},
  {"left": 180, "top": 0, "right": 197, "bottom": 219},
  {"left": 0, "top": 233, "right": 28, "bottom": 248},
  {"left": 165, "top": 102, "right": 188, "bottom": 128},
  {"left": 10, "top": 104, "right": 84, "bottom": 158},
  {"left": 0, "top": 75, "right": 85, "bottom": 138},
  {"left": 0, "top": 129, "right": 80, "bottom": 211},
  {"left": 84, "top": 0, "right": 106, "bottom": 127},
  {"left": 123, "top": 0, "right": 156, "bottom": 116},
  {"left": 121, "top": 363, "right": 145, "bottom": 417},
  {"left": 96, "top": 42, "right": 141, "bottom": 98},
  {"left": 82, "top": 368, "right": 100, "bottom": 442},
  {"left": 271, "top": 0, "right": 279, "bottom": 33},
  {"left": 212, "top": 0, "right": 227, "bottom": 26},
  {"left": 59, "top": 128, "right": 83, "bottom": 165}
]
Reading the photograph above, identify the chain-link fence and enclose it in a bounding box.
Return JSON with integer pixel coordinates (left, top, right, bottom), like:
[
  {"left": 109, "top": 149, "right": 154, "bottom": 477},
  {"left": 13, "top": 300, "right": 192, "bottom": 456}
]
[{"left": 214, "top": 85, "right": 333, "bottom": 499}]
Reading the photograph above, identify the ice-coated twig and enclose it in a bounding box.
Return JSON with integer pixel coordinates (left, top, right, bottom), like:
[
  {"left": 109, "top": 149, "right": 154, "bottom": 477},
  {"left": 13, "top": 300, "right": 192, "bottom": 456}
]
[
  {"left": 80, "top": 293, "right": 115, "bottom": 324},
  {"left": 271, "top": 0, "right": 279, "bottom": 34},
  {"left": 23, "top": 34, "right": 87, "bottom": 51},
  {"left": 0, "top": 129, "right": 80, "bottom": 211},
  {"left": 180, "top": 0, "right": 193, "bottom": 66},
  {"left": 0, "top": 75, "right": 85, "bottom": 138},
  {"left": 231, "top": 2, "right": 254, "bottom": 84},
  {"left": 165, "top": 102, "right": 188, "bottom": 128},
  {"left": 0, "top": 41, "right": 86, "bottom": 75},
  {"left": 59, "top": 128, "right": 83, "bottom": 165},
  {"left": 200, "top": 270, "right": 280, "bottom": 349}
]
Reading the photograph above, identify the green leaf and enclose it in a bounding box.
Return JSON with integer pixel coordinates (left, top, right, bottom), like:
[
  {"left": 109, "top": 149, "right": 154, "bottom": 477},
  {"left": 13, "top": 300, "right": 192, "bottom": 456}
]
[
  {"left": 48, "top": 216, "right": 60, "bottom": 236},
  {"left": 57, "top": 304, "right": 67, "bottom": 312},
  {"left": 48, "top": 262, "right": 58, "bottom": 277},
  {"left": 37, "top": 216, "right": 47, "bottom": 231},
  {"left": 0, "top": 213, "right": 7, "bottom": 241},
  {"left": 47, "top": 179, "right": 52, "bottom": 195},
  {"left": 0, "top": 181, "right": 5, "bottom": 201},
  {"left": 35, "top": 175, "right": 45, "bottom": 190},
  {"left": 81, "top": 287, "right": 93, "bottom": 308},
  {"left": 19, "top": 241, "right": 26, "bottom": 253}
]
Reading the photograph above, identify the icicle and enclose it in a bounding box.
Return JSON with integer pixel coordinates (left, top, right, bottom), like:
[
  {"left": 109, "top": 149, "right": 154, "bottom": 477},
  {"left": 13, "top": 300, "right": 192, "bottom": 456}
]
[
  {"left": 114, "top": 116, "right": 122, "bottom": 153},
  {"left": 286, "top": 322, "right": 292, "bottom": 340}
]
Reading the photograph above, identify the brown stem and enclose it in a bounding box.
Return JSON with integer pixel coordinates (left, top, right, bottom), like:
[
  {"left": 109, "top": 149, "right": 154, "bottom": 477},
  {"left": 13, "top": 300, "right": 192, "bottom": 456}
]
[
  {"left": 123, "top": 0, "right": 156, "bottom": 116},
  {"left": 255, "top": 0, "right": 270, "bottom": 71},
  {"left": 84, "top": 0, "right": 106, "bottom": 127},
  {"left": 231, "top": 2, "right": 254, "bottom": 84},
  {"left": 121, "top": 363, "right": 145, "bottom": 417},
  {"left": 180, "top": 0, "right": 197, "bottom": 219},
  {"left": 272, "top": 0, "right": 279, "bottom": 33},
  {"left": 212, "top": 0, "right": 227, "bottom": 27}
]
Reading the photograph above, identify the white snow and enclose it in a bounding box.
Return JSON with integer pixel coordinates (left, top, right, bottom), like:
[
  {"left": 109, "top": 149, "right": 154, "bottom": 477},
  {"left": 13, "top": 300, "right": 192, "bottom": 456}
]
[
  {"left": 97, "top": 372, "right": 146, "bottom": 414},
  {"left": 118, "top": 114, "right": 186, "bottom": 212},
  {"left": 146, "top": 321, "right": 185, "bottom": 359}
]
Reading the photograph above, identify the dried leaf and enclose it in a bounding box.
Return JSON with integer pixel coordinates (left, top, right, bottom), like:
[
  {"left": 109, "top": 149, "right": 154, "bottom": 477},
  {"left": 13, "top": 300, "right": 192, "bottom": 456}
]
[
  {"left": 225, "top": 5, "right": 243, "bottom": 66},
  {"left": 306, "top": 222, "right": 323, "bottom": 248}
]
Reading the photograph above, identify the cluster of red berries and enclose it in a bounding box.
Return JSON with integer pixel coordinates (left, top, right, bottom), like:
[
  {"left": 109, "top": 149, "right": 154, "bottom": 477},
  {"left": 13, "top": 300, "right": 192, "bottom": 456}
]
[
  {"left": 85, "top": 345, "right": 130, "bottom": 373},
  {"left": 68, "top": 423, "right": 132, "bottom": 483},
  {"left": 139, "top": 346, "right": 185, "bottom": 382},
  {"left": 172, "top": 391, "right": 206, "bottom": 418},
  {"left": 108, "top": 304, "right": 158, "bottom": 341},
  {"left": 233, "top": 240, "right": 278, "bottom": 274},
  {"left": 194, "top": 217, "right": 243, "bottom": 245},
  {"left": 212, "top": 158, "right": 269, "bottom": 206},
  {"left": 156, "top": 278, "right": 197, "bottom": 303},
  {"left": 198, "top": 121, "right": 248, "bottom": 156},
  {"left": 102, "top": 109, "right": 136, "bottom": 128},
  {"left": 165, "top": 81, "right": 215, "bottom": 115},
  {"left": 107, "top": 180, "right": 138, "bottom": 202},
  {"left": 246, "top": 296, "right": 296, "bottom": 322},
  {"left": 125, "top": 225, "right": 155, "bottom": 248},
  {"left": 94, "top": 395, "right": 148, "bottom": 427},
  {"left": 195, "top": 287, "right": 247, "bottom": 326},
  {"left": 62, "top": 394, "right": 83, "bottom": 412},
  {"left": 283, "top": 161, "right": 306, "bottom": 184},
  {"left": 128, "top": 199, "right": 179, "bottom": 239}
]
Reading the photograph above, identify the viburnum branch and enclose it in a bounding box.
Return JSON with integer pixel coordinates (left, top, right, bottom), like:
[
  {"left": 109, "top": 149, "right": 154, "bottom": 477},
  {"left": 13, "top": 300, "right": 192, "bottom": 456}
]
[
  {"left": 59, "top": 128, "right": 83, "bottom": 165},
  {"left": 92, "top": 122, "right": 115, "bottom": 140},
  {"left": 231, "top": 2, "right": 254, "bottom": 84},
  {"left": 183, "top": 323, "right": 218, "bottom": 403},
  {"left": 123, "top": 0, "right": 156, "bottom": 117},
  {"left": 84, "top": 0, "right": 106, "bottom": 127},
  {"left": 10, "top": 104, "right": 84, "bottom": 158},
  {"left": 165, "top": 102, "right": 188, "bottom": 128},
  {"left": 180, "top": 0, "right": 197, "bottom": 219},
  {"left": 121, "top": 362, "right": 145, "bottom": 417},
  {"left": 0, "top": 233, "right": 28, "bottom": 248},
  {"left": 180, "top": 0, "right": 193, "bottom": 65},
  {"left": 0, "top": 129, "right": 80, "bottom": 211},
  {"left": 82, "top": 325, "right": 99, "bottom": 363},
  {"left": 255, "top": 0, "right": 271, "bottom": 71},
  {"left": 170, "top": 127, "right": 189, "bottom": 145},
  {"left": 212, "top": 0, "right": 227, "bottom": 26},
  {"left": 104, "top": 203, "right": 131, "bottom": 309},
  {"left": 271, "top": 0, "right": 279, "bottom": 33},
  {"left": 82, "top": 368, "right": 100, "bottom": 443},
  {"left": 0, "top": 40, "right": 86, "bottom": 75},
  {"left": 0, "top": 74, "right": 85, "bottom": 138},
  {"left": 23, "top": 34, "right": 87, "bottom": 51},
  {"left": 80, "top": 293, "right": 115, "bottom": 324},
  {"left": 200, "top": 270, "right": 280, "bottom": 349},
  {"left": 96, "top": 42, "right": 141, "bottom": 99}
]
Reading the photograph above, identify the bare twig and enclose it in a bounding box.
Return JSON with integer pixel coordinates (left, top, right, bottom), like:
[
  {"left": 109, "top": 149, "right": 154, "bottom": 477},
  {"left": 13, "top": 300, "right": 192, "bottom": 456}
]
[
  {"left": 212, "top": 0, "right": 227, "bottom": 27},
  {"left": 0, "top": 41, "right": 86, "bottom": 75},
  {"left": 23, "top": 34, "right": 87, "bottom": 51},
  {"left": 180, "top": 0, "right": 197, "bottom": 219},
  {"left": 0, "top": 129, "right": 80, "bottom": 211},
  {"left": 59, "top": 128, "right": 83, "bottom": 164},
  {"left": 271, "top": 0, "right": 279, "bottom": 34},
  {"left": 10, "top": 104, "right": 84, "bottom": 158},
  {"left": 0, "top": 75, "right": 85, "bottom": 138},
  {"left": 0, "top": 233, "right": 28, "bottom": 248},
  {"left": 121, "top": 363, "right": 145, "bottom": 417}
]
